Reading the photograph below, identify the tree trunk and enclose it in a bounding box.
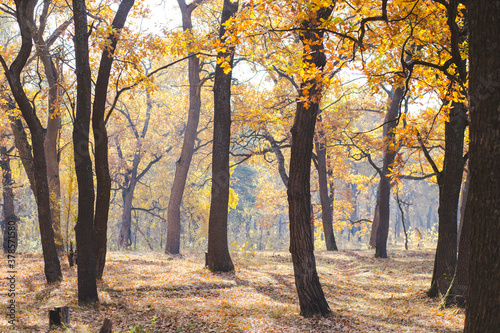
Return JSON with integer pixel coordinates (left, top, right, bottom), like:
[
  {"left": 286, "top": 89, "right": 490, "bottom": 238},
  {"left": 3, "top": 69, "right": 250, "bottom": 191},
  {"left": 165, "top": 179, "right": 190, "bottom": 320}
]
[
  {"left": 165, "top": 0, "right": 204, "bottom": 255},
  {"left": 92, "top": 0, "right": 135, "bottom": 279},
  {"left": 0, "top": 0, "right": 62, "bottom": 283},
  {"left": 314, "top": 120, "right": 337, "bottom": 251},
  {"left": 31, "top": 11, "right": 64, "bottom": 254},
  {"left": 1, "top": 145, "right": 17, "bottom": 254},
  {"left": 441, "top": 176, "right": 469, "bottom": 307},
  {"left": 206, "top": 0, "right": 238, "bottom": 273},
  {"left": 428, "top": 101, "right": 467, "bottom": 297},
  {"left": 117, "top": 92, "right": 155, "bottom": 249},
  {"left": 119, "top": 178, "right": 137, "bottom": 248},
  {"left": 464, "top": 1, "right": 500, "bottom": 330},
  {"left": 371, "top": 86, "right": 405, "bottom": 258},
  {"left": 72, "top": 0, "right": 98, "bottom": 304},
  {"left": 288, "top": 5, "right": 333, "bottom": 317},
  {"left": 9, "top": 116, "right": 36, "bottom": 196}
]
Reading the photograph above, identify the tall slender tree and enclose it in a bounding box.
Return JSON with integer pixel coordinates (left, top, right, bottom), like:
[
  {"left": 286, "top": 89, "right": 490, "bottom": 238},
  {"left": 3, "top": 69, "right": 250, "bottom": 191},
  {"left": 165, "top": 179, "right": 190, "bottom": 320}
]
[
  {"left": 72, "top": 0, "right": 99, "bottom": 303},
  {"left": 165, "top": 0, "right": 206, "bottom": 255},
  {"left": 93, "top": 0, "right": 135, "bottom": 278},
  {"left": 206, "top": 0, "right": 239, "bottom": 273}
]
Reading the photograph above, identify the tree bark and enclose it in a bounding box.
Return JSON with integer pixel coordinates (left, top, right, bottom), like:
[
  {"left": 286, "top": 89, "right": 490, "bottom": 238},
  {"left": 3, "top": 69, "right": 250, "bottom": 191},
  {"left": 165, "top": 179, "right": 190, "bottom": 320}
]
[
  {"left": 463, "top": 1, "right": 500, "bottom": 331},
  {"left": 206, "top": 0, "right": 238, "bottom": 273},
  {"left": 72, "top": 0, "right": 98, "bottom": 303},
  {"left": 314, "top": 119, "right": 337, "bottom": 251},
  {"left": 0, "top": 0, "right": 62, "bottom": 283},
  {"left": 427, "top": 101, "right": 467, "bottom": 297},
  {"left": 165, "top": 0, "right": 204, "bottom": 255},
  {"left": 288, "top": 5, "right": 333, "bottom": 317},
  {"left": 92, "top": 0, "right": 135, "bottom": 279}
]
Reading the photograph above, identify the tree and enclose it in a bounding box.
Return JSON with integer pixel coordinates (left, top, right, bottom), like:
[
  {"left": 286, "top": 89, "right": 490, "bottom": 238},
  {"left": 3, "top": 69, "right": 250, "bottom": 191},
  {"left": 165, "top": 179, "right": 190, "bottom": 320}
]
[
  {"left": 314, "top": 115, "right": 337, "bottom": 251},
  {"left": 287, "top": 2, "right": 333, "bottom": 317},
  {"left": 205, "top": 0, "right": 238, "bottom": 273},
  {"left": 0, "top": 0, "right": 62, "bottom": 283},
  {"left": 92, "top": 0, "right": 135, "bottom": 279},
  {"left": 463, "top": 0, "right": 500, "bottom": 331},
  {"left": 117, "top": 92, "right": 163, "bottom": 248},
  {"left": 72, "top": 0, "right": 99, "bottom": 303},
  {"left": 368, "top": 85, "right": 405, "bottom": 258},
  {"left": 165, "top": 0, "right": 206, "bottom": 255}
]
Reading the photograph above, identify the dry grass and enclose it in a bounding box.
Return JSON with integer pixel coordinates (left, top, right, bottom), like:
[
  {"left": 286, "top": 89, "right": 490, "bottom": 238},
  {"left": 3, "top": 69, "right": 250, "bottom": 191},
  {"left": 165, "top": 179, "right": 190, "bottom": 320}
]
[{"left": 0, "top": 249, "right": 464, "bottom": 332}]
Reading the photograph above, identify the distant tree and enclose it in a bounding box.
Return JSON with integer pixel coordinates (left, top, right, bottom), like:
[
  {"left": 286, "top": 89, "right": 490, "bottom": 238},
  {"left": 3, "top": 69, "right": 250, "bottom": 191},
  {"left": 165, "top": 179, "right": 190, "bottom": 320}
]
[
  {"left": 117, "top": 93, "right": 163, "bottom": 248},
  {"left": 463, "top": 1, "right": 500, "bottom": 331},
  {"left": 369, "top": 85, "right": 405, "bottom": 258},
  {"left": 206, "top": 0, "right": 238, "bottom": 272},
  {"left": 314, "top": 115, "right": 337, "bottom": 251}
]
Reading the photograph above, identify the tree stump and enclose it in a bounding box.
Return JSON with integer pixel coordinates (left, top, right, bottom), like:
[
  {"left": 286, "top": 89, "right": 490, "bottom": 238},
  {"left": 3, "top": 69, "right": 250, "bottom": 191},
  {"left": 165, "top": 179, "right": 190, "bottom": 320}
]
[
  {"left": 99, "top": 318, "right": 112, "bottom": 333},
  {"left": 49, "top": 306, "right": 70, "bottom": 327}
]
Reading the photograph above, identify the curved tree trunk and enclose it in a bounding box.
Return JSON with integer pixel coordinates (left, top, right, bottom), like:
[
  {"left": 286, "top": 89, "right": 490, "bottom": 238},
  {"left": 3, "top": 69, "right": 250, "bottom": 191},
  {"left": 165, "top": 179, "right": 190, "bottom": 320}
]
[
  {"left": 0, "top": 0, "right": 61, "bottom": 283},
  {"left": 464, "top": 1, "right": 500, "bottom": 330},
  {"left": 206, "top": 0, "right": 238, "bottom": 273},
  {"left": 288, "top": 5, "right": 333, "bottom": 317},
  {"left": 92, "top": 0, "right": 135, "bottom": 278},
  {"left": 165, "top": 0, "right": 204, "bottom": 255}
]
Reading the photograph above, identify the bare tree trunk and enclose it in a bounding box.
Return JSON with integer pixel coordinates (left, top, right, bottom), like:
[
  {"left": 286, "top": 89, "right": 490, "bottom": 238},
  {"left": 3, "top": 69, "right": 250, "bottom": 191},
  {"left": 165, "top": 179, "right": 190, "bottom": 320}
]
[
  {"left": 206, "top": 0, "right": 238, "bottom": 273},
  {"left": 428, "top": 101, "right": 467, "bottom": 297},
  {"left": 165, "top": 0, "right": 204, "bottom": 255},
  {"left": 441, "top": 173, "right": 469, "bottom": 307},
  {"left": 119, "top": 181, "right": 136, "bottom": 248},
  {"left": 288, "top": 5, "right": 333, "bottom": 317},
  {"left": 72, "top": 0, "right": 98, "bottom": 304},
  {"left": 92, "top": 0, "right": 135, "bottom": 278},
  {"left": 464, "top": 1, "right": 500, "bottom": 330}
]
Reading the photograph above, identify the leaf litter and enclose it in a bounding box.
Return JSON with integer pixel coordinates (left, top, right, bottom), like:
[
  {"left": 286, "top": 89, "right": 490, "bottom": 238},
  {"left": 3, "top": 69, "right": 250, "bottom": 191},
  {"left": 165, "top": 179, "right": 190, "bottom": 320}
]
[{"left": 0, "top": 249, "right": 464, "bottom": 332}]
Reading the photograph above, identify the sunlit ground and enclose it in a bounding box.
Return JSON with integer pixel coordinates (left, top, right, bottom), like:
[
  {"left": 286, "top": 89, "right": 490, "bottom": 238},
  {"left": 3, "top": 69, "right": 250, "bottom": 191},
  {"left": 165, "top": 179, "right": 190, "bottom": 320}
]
[{"left": 0, "top": 249, "right": 464, "bottom": 332}]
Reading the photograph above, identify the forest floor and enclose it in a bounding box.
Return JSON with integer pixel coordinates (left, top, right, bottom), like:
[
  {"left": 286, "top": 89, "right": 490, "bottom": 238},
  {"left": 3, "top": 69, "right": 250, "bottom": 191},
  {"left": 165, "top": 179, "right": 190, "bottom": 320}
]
[{"left": 0, "top": 249, "right": 464, "bottom": 332}]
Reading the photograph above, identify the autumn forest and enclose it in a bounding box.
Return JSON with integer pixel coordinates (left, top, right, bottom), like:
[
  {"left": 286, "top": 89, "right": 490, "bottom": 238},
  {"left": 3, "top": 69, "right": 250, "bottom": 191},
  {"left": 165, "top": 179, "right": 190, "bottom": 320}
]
[{"left": 0, "top": 0, "right": 499, "bottom": 332}]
